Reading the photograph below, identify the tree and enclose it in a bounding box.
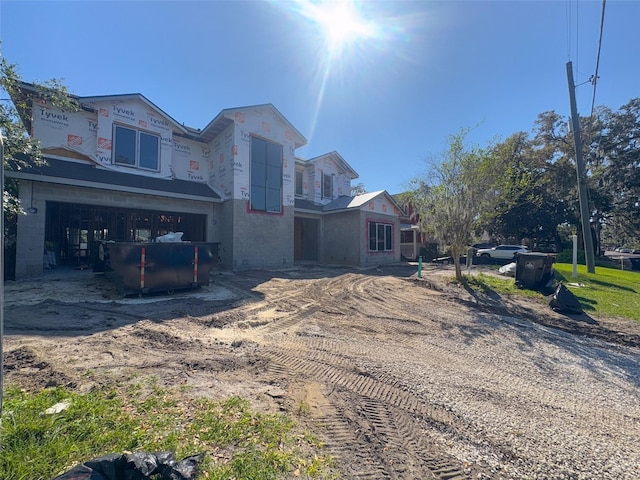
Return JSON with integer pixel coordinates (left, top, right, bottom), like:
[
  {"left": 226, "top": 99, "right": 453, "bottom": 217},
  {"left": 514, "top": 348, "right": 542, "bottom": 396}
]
[
  {"left": 1, "top": 56, "right": 77, "bottom": 240},
  {"left": 598, "top": 99, "right": 640, "bottom": 242},
  {"left": 406, "top": 130, "right": 489, "bottom": 281},
  {"left": 477, "top": 126, "right": 578, "bottom": 250},
  {"left": 350, "top": 182, "right": 367, "bottom": 196}
]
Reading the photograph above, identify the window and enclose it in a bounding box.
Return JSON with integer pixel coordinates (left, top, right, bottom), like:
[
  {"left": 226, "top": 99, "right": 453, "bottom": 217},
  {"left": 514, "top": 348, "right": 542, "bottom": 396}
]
[
  {"left": 400, "top": 230, "right": 414, "bottom": 243},
  {"left": 322, "top": 172, "right": 332, "bottom": 199},
  {"left": 369, "top": 221, "right": 393, "bottom": 251},
  {"left": 295, "top": 170, "right": 303, "bottom": 197},
  {"left": 113, "top": 125, "right": 160, "bottom": 171},
  {"left": 250, "top": 136, "right": 282, "bottom": 212}
]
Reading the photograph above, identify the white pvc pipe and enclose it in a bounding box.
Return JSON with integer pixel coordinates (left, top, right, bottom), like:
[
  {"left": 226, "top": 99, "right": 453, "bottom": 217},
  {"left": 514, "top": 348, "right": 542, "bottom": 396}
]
[{"left": 572, "top": 235, "right": 578, "bottom": 278}]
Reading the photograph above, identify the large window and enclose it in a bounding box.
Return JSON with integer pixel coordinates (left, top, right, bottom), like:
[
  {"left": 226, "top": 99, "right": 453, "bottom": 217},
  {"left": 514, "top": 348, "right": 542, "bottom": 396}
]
[
  {"left": 369, "top": 221, "right": 393, "bottom": 252},
  {"left": 113, "top": 124, "right": 160, "bottom": 171},
  {"left": 250, "top": 136, "right": 282, "bottom": 212},
  {"left": 322, "top": 172, "right": 333, "bottom": 200}
]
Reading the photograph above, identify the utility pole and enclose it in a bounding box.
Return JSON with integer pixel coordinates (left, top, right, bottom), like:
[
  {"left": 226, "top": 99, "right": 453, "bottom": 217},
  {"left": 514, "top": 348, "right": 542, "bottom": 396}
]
[
  {"left": 566, "top": 61, "right": 596, "bottom": 274},
  {"left": 1, "top": 133, "right": 4, "bottom": 417}
]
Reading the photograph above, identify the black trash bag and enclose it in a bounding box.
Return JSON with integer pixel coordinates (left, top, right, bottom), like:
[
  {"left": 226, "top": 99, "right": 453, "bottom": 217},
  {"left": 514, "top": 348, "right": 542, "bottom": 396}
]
[
  {"left": 51, "top": 452, "right": 203, "bottom": 480},
  {"left": 170, "top": 454, "right": 203, "bottom": 480},
  {"left": 547, "top": 282, "right": 583, "bottom": 314}
]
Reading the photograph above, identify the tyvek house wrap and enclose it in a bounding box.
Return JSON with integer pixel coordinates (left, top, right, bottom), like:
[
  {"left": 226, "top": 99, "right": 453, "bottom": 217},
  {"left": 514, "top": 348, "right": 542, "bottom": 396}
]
[
  {"left": 32, "top": 98, "right": 212, "bottom": 183},
  {"left": 208, "top": 122, "right": 234, "bottom": 201},
  {"left": 171, "top": 136, "right": 210, "bottom": 183},
  {"left": 32, "top": 99, "right": 98, "bottom": 159}
]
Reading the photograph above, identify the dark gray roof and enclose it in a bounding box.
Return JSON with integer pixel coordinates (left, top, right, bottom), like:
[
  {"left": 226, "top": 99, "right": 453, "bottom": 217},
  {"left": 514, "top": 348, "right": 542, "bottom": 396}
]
[
  {"left": 294, "top": 198, "right": 324, "bottom": 212},
  {"left": 8, "top": 157, "right": 220, "bottom": 201}
]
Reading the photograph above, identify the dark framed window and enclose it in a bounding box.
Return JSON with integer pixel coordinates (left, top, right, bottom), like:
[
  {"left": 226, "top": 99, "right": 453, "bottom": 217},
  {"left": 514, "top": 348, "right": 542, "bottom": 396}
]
[
  {"left": 322, "top": 172, "right": 333, "bottom": 199},
  {"left": 400, "top": 230, "right": 414, "bottom": 243},
  {"left": 250, "top": 136, "right": 282, "bottom": 212},
  {"left": 368, "top": 221, "right": 393, "bottom": 251},
  {"left": 113, "top": 124, "right": 160, "bottom": 171},
  {"left": 295, "top": 170, "right": 303, "bottom": 197}
]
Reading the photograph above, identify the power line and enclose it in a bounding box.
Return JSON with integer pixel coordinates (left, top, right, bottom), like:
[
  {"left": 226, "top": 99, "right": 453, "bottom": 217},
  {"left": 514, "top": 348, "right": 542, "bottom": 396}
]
[{"left": 590, "top": 0, "right": 607, "bottom": 117}]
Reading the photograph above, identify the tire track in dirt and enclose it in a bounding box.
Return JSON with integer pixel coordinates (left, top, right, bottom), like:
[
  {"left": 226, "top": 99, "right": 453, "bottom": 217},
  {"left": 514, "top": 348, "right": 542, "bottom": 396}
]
[
  {"left": 244, "top": 272, "right": 639, "bottom": 478},
  {"left": 303, "top": 274, "right": 637, "bottom": 432},
  {"left": 263, "top": 347, "right": 473, "bottom": 479}
]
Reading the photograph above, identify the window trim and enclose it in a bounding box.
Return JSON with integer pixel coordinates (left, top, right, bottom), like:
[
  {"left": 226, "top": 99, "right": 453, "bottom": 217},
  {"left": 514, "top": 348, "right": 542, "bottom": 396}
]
[
  {"left": 368, "top": 220, "right": 394, "bottom": 252},
  {"left": 112, "top": 123, "right": 160, "bottom": 172}
]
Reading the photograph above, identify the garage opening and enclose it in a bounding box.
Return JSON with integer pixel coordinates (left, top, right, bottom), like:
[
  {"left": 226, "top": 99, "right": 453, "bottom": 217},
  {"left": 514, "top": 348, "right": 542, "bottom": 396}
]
[{"left": 44, "top": 201, "right": 206, "bottom": 267}]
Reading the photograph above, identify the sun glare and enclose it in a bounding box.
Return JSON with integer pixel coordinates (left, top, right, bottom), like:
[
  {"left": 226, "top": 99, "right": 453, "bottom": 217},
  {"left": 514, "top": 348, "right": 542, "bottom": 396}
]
[
  {"left": 293, "top": 0, "right": 378, "bottom": 56},
  {"left": 314, "top": 2, "right": 376, "bottom": 54},
  {"left": 279, "top": 0, "right": 393, "bottom": 145}
]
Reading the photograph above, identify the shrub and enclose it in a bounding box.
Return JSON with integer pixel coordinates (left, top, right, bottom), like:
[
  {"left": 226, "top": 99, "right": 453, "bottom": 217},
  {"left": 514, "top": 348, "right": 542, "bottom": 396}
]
[
  {"left": 556, "top": 249, "right": 585, "bottom": 264},
  {"left": 418, "top": 243, "right": 439, "bottom": 261}
]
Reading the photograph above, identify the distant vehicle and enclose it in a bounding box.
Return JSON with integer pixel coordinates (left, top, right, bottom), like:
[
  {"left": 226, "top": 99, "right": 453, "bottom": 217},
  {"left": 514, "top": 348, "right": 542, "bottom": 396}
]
[
  {"left": 533, "top": 242, "right": 557, "bottom": 253},
  {"left": 618, "top": 248, "right": 631, "bottom": 253},
  {"left": 632, "top": 249, "right": 640, "bottom": 254},
  {"left": 472, "top": 242, "right": 495, "bottom": 250},
  {"left": 476, "top": 244, "right": 529, "bottom": 259}
]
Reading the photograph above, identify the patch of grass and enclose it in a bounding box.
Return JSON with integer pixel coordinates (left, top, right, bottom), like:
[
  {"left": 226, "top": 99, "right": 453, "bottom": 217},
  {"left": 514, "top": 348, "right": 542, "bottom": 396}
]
[
  {"left": 455, "top": 273, "right": 543, "bottom": 299},
  {"left": 297, "top": 401, "right": 312, "bottom": 416},
  {"left": 0, "top": 383, "right": 333, "bottom": 480},
  {"left": 553, "top": 263, "right": 640, "bottom": 321}
]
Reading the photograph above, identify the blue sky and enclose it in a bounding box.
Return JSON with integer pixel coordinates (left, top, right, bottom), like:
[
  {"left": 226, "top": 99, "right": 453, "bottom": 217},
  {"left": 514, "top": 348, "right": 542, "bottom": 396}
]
[{"left": 1, "top": 0, "right": 638, "bottom": 194}]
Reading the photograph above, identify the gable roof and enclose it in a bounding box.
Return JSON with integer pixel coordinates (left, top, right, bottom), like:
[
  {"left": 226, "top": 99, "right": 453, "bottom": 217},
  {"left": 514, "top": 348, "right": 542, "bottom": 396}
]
[
  {"left": 11, "top": 82, "right": 190, "bottom": 135},
  {"left": 11, "top": 84, "right": 306, "bottom": 148},
  {"left": 307, "top": 151, "right": 359, "bottom": 179},
  {"left": 81, "top": 93, "right": 189, "bottom": 134},
  {"left": 197, "top": 103, "right": 307, "bottom": 148}
]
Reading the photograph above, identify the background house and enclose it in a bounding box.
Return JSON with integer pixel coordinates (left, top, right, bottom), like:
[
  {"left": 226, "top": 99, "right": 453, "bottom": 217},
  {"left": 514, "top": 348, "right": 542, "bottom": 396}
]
[{"left": 6, "top": 83, "right": 402, "bottom": 279}]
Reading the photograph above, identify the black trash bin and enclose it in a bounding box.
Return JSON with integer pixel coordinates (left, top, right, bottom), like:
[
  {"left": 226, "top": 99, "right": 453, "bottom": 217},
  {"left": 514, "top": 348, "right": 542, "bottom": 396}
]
[
  {"left": 630, "top": 258, "right": 640, "bottom": 271},
  {"left": 515, "top": 253, "right": 555, "bottom": 290}
]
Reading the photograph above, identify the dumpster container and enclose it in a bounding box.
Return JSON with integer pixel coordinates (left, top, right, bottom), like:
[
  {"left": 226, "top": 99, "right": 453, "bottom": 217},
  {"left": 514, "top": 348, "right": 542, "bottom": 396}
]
[
  {"left": 515, "top": 253, "right": 555, "bottom": 290},
  {"left": 95, "top": 241, "right": 219, "bottom": 296},
  {"left": 630, "top": 258, "right": 640, "bottom": 271}
]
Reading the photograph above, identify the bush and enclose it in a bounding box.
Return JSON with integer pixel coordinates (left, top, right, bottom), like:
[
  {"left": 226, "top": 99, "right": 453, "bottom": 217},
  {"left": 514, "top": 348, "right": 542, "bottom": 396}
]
[
  {"left": 418, "top": 243, "right": 439, "bottom": 261},
  {"left": 556, "top": 249, "right": 585, "bottom": 264}
]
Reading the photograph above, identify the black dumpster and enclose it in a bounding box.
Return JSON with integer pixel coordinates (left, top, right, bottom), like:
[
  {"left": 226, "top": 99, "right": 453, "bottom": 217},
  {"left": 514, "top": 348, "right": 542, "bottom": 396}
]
[
  {"left": 515, "top": 253, "right": 555, "bottom": 290},
  {"left": 630, "top": 258, "right": 640, "bottom": 271},
  {"left": 95, "top": 241, "right": 219, "bottom": 296}
]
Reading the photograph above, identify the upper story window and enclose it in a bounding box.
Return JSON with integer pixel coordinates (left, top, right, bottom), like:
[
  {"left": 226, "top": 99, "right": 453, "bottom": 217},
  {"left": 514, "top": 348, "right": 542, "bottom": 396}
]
[
  {"left": 113, "top": 124, "right": 160, "bottom": 171},
  {"left": 250, "top": 136, "right": 282, "bottom": 213},
  {"left": 322, "top": 171, "right": 333, "bottom": 200},
  {"left": 295, "top": 170, "right": 303, "bottom": 197}
]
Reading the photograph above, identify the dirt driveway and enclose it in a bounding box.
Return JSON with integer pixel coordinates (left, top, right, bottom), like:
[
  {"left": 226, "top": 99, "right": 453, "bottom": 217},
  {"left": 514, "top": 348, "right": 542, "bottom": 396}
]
[{"left": 3, "top": 264, "right": 640, "bottom": 479}]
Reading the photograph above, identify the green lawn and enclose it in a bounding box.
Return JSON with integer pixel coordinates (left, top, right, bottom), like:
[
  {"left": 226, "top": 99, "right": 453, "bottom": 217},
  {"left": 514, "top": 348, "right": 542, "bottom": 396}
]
[
  {"left": 461, "top": 263, "right": 639, "bottom": 322},
  {"left": 0, "top": 379, "right": 333, "bottom": 480},
  {"left": 552, "top": 263, "right": 639, "bottom": 321}
]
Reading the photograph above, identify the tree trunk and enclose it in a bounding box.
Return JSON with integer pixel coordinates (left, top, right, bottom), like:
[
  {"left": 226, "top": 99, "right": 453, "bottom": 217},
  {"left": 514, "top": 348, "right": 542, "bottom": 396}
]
[{"left": 452, "top": 247, "right": 463, "bottom": 281}]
